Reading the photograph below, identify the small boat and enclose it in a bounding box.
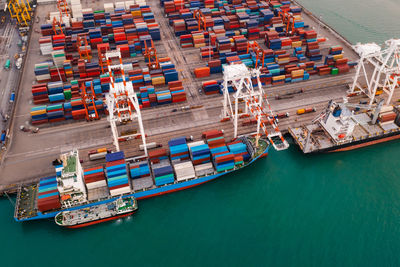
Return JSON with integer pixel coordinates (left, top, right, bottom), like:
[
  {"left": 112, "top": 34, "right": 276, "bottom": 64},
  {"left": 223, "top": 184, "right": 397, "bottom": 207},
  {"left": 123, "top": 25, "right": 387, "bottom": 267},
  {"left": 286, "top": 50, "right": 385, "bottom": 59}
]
[{"left": 55, "top": 197, "right": 138, "bottom": 228}]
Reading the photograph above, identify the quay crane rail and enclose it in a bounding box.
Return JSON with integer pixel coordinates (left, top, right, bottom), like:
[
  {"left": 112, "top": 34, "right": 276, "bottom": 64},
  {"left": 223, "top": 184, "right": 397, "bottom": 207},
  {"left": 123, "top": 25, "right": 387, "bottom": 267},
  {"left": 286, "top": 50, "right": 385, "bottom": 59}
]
[
  {"left": 349, "top": 39, "right": 400, "bottom": 105},
  {"left": 105, "top": 49, "right": 148, "bottom": 155},
  {"left": 221, "top": 63, "right": 289, "bottom": 151}
]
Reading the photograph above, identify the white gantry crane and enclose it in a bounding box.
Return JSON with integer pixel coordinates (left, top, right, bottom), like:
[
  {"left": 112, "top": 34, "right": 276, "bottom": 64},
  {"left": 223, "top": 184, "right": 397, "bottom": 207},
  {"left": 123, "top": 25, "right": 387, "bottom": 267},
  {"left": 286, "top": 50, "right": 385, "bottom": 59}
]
[
  {"left": 221, "top": 63, "right": 289, "bottom": 151},
  {"left": 105, "top": 49, "right": 148, "bottom": 155},
  {"left": 349, "top": 39, "right": 400, "bottom": 105}
]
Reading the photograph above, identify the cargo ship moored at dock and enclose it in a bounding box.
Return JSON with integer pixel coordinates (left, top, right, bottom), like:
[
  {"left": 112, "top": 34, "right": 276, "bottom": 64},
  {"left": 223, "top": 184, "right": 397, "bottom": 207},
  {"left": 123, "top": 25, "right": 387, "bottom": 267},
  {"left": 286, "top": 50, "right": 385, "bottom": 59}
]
[
  {"left": 289, "top": 99, "right": 400, "bottom": 153},
  {"left": 14, "top": 132, "right": 269, "bottom": 222}
]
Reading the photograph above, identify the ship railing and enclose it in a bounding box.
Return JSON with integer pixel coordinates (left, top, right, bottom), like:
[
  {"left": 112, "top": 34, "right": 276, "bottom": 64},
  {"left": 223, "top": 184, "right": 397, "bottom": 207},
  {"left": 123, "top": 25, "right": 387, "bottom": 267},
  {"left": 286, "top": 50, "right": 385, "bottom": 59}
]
[{"left": 13, "top": 184, "right": 23, "bottom": 219}]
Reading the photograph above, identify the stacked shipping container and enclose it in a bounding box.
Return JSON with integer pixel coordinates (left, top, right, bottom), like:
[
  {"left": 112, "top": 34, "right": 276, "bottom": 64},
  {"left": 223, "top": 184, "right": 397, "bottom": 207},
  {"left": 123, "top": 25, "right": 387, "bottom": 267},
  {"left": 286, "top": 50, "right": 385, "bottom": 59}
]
[
  {"left": 105, "top": 151, "right": 131, "bottom": 196},
  {"left": 37, "top": 176, "right": 61, "bottom": 212}
]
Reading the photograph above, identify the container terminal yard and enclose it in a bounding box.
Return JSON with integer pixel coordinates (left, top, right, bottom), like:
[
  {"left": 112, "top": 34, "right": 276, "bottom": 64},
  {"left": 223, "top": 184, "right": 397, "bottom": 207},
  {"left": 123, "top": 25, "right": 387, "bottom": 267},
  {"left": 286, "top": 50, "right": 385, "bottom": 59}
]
[{"left": 0, "top": 0, "right": 398, "bottom": 199}]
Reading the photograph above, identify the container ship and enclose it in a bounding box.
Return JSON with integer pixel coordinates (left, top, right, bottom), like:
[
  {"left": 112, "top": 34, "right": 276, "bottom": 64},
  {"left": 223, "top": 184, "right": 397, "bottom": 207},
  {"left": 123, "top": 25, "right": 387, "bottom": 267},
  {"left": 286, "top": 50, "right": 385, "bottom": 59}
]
[
  {"left": 14, "top": 129, "right": 269, "bottom": 222},
  {"left": 55, "top": 197, "right": 138, "bottom": 228},
  {"left": 289, "top": 99, "right": 400, "bottom": 153}
]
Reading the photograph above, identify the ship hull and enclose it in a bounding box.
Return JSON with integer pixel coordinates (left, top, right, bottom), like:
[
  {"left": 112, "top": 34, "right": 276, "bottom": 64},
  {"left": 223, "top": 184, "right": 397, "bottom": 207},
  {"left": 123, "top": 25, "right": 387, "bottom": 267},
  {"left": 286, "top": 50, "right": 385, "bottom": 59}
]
[
  {"left": 309, "top": 130, "right": 400, "bottom": 153},
  {"left": 16, "top": 145, "right": 269, "bottom": 222},
  {"left": 65, "top": 211, "right": 136, "bottom": 229}
]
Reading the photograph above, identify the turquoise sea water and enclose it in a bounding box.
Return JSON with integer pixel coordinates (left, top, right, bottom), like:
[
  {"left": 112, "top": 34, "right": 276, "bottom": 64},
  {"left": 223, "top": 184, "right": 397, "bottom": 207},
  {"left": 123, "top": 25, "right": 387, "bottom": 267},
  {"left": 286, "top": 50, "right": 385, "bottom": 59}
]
[{"left": 2, "top": 1, "right": 400, "bottom": 266}]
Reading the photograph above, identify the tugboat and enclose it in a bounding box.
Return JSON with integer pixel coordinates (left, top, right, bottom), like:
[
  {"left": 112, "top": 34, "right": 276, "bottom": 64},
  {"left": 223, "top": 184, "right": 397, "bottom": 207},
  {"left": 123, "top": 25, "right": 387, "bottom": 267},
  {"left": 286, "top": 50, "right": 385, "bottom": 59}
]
[{"left": 55, "top": 197, "right": 138, "bottom": 228}]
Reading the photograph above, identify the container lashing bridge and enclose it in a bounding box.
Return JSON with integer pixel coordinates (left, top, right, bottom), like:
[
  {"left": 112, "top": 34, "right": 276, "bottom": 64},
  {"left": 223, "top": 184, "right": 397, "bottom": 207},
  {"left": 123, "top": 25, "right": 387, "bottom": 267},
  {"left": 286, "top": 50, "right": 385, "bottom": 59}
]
[
  {"left": 221, "top": 63, "right": 289, "bottom": 151},
  {"left": 105, "top": 49, "right": 148, "bottom": 155}
]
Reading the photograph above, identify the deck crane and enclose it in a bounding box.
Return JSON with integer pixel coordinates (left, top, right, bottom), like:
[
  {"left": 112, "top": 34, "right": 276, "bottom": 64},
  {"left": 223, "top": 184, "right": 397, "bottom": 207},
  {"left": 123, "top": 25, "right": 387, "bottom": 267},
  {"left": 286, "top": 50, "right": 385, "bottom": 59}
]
[
  {"left": 143, "top": 40, "right": 159, "bottom": 70},
  {"left": 246, "top": 41, "right": 267, "bottom": 68},
  {"left": 105, "top": 48, "right": 148, "bottom": 155},
  {"left": 349, "top": 39, "right": 400, "bottom": 105},
  {"left": 221, "top": 63, "right": 289, "bottom": 151}
]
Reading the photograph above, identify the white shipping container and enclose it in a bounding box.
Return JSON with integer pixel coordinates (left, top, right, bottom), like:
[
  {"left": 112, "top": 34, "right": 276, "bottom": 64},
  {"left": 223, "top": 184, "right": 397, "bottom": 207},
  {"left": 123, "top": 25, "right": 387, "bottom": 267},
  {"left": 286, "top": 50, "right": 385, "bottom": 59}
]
[
  {"left": 187, "top": 140, "right": 205, "bottom": 148},
  {"left": 110, "top": 186, "right": 132, "bottom": 196},
  {"left": 89, "top": 152, "right": 107, "bottom": 161},
  {"left": 36, "top": 74, "right": 51, "bottom": 81},
  {"left": 115, "top": 1, "right": 125, "bottom": 9},
  {"left": 125, "top": 1, "right": 135, "bottom": 9},
  {"left": 86, "top": 180, "right": 107, "bottom": 190},
  {"left": 381, "top": 106, "right": 394, "bottom": 113}
]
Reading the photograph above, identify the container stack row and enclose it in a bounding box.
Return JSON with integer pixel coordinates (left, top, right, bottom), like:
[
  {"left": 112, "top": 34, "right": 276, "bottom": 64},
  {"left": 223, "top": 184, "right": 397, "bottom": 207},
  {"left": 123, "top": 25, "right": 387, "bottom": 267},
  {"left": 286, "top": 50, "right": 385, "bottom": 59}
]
[
  {"left": 168, "top": 136, "right": 190, "bottom": 161},
  {"left": 188, "top": 141, "right": 211, "bottom": 165},
  {"left": 105, "top": 151, "right": 131, "bottom": 196},
  {"left": 37, "top": 176, "right": 61, "bottom": 212},
  {"left": 151, "top": 159, "right": 175, "bottom": 186},
  {"left": 129, "top": 161, "right": 151, "bottom": 179},
  {"left": 203, "top": 129, "right": 235, "bottom": 172},
  {"left": 84, "top": 166, "right": 107, "bottom": 190},
  {"left": 30, "top": 98, "right": 105, "bottom": 125}
]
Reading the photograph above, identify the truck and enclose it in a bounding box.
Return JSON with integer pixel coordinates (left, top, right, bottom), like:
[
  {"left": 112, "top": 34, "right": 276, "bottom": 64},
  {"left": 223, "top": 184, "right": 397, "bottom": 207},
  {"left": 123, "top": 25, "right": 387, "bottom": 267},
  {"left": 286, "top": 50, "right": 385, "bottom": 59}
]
[
  {"left": 4, "top": 59, "right": 10, "bottom": 70},
  {"left": 297, "top": 107, "right": 316, "bottom": 115},
  {"left": 139, "top": 142, "right": 162, "bottom": 151},
  {"left": 15, "top": 57, "right": 23, "bottom": 70},
  {"left": 88, "top": 148, "right": 111, "bottom": 161}
]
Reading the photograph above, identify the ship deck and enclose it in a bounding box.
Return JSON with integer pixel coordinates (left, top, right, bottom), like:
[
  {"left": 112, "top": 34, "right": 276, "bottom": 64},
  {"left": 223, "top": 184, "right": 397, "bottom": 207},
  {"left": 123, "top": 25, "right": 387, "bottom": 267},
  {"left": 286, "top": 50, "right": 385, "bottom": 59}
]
[{"left": 15, "top": 184, "right": 38, "bottom": 220}]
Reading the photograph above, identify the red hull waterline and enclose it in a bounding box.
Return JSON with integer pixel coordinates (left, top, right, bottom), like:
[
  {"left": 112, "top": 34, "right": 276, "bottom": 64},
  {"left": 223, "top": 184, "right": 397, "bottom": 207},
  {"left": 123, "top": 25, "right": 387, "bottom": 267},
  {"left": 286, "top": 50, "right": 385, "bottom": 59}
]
[
  {"left": 137, "top": 152, "right": 269, "bottom": 200},
  {"left": 66, "top": 211, "right": 136, "bottom": 229},
  {"left": 328, "top": 134, "right": 400, "bottom": 153}
]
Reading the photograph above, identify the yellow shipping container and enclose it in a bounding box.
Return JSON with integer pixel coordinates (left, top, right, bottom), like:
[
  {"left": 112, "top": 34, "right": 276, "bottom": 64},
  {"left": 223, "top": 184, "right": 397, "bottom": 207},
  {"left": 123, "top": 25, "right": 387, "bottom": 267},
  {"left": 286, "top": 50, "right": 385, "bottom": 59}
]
[
  {"left": 333, "top": 54, "right": 343, "bottom": 60},
  {"left": 292, "top": 41, "right": 302, "bottom": 48},
  {"left": 131, "top": 10, "right": 142, "bottom": 17},
  {"left": 297, "top": 109, "right": 305, "bottom": 115},
  {"left": 152, "top": 76, "right": 165, "bottom": 85},
  {"left": 272, "top": 75, "right": 285, "bottom": 81},
  {"left": 291, "top": 69, "right": 304, "bottom": 77},
  {"left": 194, "top": 43, "right": 206, "bottom": 48},
  {"left": 30, "top": 109, "right": 47, "bottom": 116}
]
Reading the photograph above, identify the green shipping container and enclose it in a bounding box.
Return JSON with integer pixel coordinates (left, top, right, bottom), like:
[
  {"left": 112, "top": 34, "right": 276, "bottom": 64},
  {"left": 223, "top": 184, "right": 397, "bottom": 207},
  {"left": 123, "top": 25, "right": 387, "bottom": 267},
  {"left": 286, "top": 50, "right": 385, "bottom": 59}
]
[
  {"left": 331, "top": 68, "right": 339, "bottom": 75},
  {"left": 64, "top": 90, "right": 72, "bottom": 100}
]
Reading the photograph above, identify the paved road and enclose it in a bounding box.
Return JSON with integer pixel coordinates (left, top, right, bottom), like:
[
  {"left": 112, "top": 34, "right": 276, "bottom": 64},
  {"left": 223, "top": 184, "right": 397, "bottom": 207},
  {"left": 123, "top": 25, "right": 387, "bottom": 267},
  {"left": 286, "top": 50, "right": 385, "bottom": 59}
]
[{"left": 0, "top": 16, "right": 22, "bottom": 133}]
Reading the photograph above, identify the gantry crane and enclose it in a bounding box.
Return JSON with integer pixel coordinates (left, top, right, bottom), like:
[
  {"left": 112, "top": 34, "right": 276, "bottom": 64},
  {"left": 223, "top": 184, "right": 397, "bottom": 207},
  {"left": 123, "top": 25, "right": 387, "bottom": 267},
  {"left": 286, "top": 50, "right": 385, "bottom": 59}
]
[
  {"left": 247, "top": 41, "right": 267, "bottom": 68},
  {"left": 143, "top": 39, "right": 159, "bottom": 70},
  {"left": 279, "top": 10, "right": 295, "bottom": 36},
  {"left": 105, "top": 48, "right": 148, "bottom": 155},
  {"left": 349, "top": 39, "right": 400, "bottom": 105},
  {"left": 8, "top": 0, "right": 31, "bottom": 27},
  {"left": 193, "top": 9, "right": 207, "bottom": 32},
  {"left": 98, "top": 43, "right": 110, "bottom": 73},
  {"left": 221, "top": 63, "right": 289, "bottom": 151},
  {"left": 77, "top": 34, "right": 91, "bottom": 61},
  {"left": 52, "top": 0, "right": 70, "bottom": 34},
  {"left": 80, "top": 80, "right": 100, "bottom": 121}
]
